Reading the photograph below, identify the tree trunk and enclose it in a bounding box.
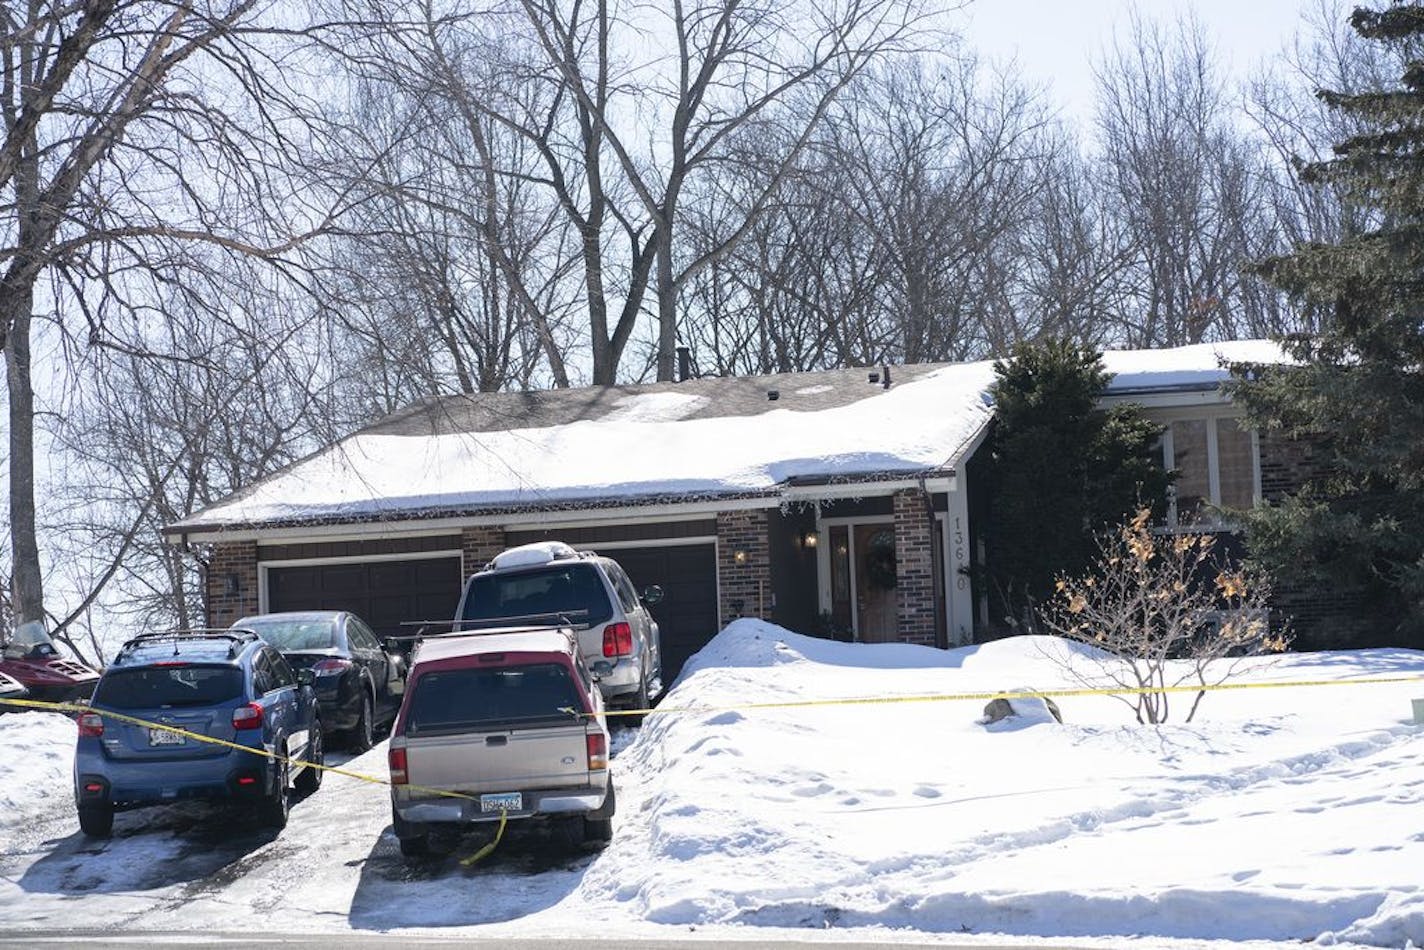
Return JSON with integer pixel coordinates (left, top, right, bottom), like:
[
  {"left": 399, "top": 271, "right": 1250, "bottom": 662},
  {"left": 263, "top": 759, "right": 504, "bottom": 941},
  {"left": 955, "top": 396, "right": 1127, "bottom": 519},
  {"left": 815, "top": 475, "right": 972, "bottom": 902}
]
[{"left": 5, "top": 297, "right": 43, "bottom": 625}]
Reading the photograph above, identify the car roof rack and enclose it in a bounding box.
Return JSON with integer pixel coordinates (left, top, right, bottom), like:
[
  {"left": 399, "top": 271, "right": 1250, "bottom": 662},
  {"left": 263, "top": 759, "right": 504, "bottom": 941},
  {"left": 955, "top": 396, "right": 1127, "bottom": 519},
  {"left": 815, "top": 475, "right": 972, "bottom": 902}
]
[
  {"left": 392, "top": 611, "right": 590, "bottom": 641},
  {"left": 117, "top": 628, "right": 261, "bottom": 660}
]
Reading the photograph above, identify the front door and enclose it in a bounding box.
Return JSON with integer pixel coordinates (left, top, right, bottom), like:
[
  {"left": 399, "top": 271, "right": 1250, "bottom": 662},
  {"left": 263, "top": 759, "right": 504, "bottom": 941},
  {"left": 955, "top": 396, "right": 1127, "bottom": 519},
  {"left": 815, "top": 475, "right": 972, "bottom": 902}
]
[{"left": 823, "top": 521, "right": 898, "bottom": 642}]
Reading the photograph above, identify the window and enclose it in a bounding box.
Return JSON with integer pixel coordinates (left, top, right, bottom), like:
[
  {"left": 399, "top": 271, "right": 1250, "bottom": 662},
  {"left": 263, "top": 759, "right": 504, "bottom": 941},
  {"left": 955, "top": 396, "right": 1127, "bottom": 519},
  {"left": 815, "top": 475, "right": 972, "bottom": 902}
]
[
  {"left": 461, "top": 564, "right": 614, "bottom": 626},
  {"left": 1161, "top": 414, "right": 1259, "bottom": 528},
  {"left": 346, "top": 619, "right": 378, "bottom": 652},
  {"left": 607, "top": 563, "right": 639, "bottom": 612},
  {"left": 403, "top": 663, "right": 583, "bottom": 735},
  {"left": 94, "top": 666, "right": 244, "bottom": 710},
  {"left": 268, "top": 650, "right": 296, "bottom": 689}
]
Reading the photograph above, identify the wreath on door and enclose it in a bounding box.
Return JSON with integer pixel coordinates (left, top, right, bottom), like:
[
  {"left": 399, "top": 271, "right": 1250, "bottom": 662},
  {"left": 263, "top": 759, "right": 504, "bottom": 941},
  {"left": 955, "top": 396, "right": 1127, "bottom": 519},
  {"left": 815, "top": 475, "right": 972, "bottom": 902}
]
[{"left": 866, "top": 530, "right": 898, "bottom": 590}]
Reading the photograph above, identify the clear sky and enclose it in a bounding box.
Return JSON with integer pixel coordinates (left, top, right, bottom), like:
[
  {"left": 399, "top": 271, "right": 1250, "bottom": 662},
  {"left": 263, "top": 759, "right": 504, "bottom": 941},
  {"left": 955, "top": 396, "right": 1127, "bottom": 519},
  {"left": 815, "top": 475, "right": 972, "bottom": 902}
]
[{"left": 960, "top": 0, "right": 1321, "bottom": 122}]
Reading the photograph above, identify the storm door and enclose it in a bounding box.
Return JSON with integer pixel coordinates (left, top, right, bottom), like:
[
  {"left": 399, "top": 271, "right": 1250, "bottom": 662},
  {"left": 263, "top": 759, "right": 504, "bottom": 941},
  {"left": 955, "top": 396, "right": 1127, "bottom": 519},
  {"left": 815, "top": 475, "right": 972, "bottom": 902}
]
[{"left": 821, "top": 519, "right": 898, "bottom": 642}]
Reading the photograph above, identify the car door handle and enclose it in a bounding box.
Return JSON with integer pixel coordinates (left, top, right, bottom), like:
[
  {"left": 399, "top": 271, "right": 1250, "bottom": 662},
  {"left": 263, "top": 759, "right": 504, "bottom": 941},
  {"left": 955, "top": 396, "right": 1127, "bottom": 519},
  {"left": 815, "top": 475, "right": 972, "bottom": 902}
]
[{"left": 485, "top": 736, "right": 507, "bottom": 747}]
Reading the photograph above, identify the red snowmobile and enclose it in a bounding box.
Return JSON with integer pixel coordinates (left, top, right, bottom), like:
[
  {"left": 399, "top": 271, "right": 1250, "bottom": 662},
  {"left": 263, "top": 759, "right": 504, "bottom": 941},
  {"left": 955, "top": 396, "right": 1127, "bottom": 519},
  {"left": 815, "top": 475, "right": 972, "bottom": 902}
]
[{"left": 0, "top": 621, "right": 100, "bottom": 703}]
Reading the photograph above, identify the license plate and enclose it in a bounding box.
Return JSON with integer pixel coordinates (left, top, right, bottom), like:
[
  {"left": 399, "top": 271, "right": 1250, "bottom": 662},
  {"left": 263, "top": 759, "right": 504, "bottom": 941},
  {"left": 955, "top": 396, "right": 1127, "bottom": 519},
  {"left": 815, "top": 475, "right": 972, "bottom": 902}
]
[
  {"left": 480, "top": 792, "right": 521, "bottom": 813},
  {"left": 148, "top": 727, "right": 185, "bottom": 746}
]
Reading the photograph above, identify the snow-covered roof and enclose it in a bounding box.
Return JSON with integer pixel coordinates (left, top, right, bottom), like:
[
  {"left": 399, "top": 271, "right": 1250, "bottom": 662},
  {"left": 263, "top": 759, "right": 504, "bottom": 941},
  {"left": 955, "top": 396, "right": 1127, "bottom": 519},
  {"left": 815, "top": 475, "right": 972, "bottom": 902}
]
[{"left": 167, "top": 340, "right": 1286, "bottom": 537}]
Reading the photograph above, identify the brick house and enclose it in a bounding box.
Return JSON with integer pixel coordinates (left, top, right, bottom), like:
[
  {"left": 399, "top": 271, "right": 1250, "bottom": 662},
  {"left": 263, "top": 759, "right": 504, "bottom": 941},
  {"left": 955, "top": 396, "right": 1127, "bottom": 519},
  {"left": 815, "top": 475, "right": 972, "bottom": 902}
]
[{"left": 166, "top": 340, "right": 1309, "bottom": 684}]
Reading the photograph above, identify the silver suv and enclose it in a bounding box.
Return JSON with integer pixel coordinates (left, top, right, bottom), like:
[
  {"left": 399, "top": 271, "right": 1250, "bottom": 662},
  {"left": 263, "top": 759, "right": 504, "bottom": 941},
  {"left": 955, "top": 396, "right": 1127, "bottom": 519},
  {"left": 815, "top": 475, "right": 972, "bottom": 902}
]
[
  {"left": 453, "top": 542, "right": 663, "bottom": 710},
  {"left": 388, "top": 627, "right": 613, "bottom": 858}
]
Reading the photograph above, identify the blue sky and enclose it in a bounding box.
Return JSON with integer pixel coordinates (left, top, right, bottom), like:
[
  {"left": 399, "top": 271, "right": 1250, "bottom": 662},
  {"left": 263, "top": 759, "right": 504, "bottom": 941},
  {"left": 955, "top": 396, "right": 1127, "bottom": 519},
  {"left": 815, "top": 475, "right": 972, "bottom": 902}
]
[{"left": 962, "top": 0, "right": 1321, "bottom": 121}]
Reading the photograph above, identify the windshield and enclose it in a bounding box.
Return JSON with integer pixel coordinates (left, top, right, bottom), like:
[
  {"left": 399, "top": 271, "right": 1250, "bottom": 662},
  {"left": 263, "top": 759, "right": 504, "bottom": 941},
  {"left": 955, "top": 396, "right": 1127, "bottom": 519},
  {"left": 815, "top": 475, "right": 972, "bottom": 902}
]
[
  {"left": 239, "top": 618, "right": 338, "bottom": 652},
  {"left": 10, "top": 620, "right": 53, "bottom": 648},
  {"left": 460, "top": 563, "right": 612, "bottom": 627},
  {"left": 94, "top": 666, "right": 245, "bottom": 710},
  {"left": 404, "top": 663, "right": 583, "bottom": 734}
]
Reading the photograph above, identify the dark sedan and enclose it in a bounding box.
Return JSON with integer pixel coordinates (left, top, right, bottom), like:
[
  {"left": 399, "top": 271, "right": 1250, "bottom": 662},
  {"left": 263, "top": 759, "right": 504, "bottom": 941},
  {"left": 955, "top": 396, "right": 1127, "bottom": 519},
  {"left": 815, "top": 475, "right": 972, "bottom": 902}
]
[{"left": 233, "top": 611, "right": 405, "bottom": 751}]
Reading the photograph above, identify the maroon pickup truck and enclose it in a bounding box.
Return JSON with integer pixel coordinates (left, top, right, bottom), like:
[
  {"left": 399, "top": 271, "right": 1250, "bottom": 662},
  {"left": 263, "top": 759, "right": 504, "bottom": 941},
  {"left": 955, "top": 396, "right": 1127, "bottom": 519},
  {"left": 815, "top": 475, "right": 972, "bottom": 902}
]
[{"left": 387, "top": 627, "right": 614, "bottom": 859}]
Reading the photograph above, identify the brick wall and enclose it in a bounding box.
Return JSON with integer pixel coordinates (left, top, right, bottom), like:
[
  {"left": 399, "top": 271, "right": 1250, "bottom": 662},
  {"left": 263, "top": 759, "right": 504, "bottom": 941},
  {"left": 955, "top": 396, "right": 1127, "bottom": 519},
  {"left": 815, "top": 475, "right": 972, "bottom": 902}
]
[
  {"left": 205, "top": 541, "right": 259, "bottom": 629},
  {"left": 1258, "top": 429, "right": 1330, "bottom": 503},
  {"left": 893, "top": 489, "right": 937, "bottom": 646},
  {"left": 1255, "top": 430, "right": 1376, "bottom": 648},
  {"left": 461, "top": 526, "right": 507, "bottom": 579},
  {"left": 717, "top": 510, "right": 770, "bottom": 626}
]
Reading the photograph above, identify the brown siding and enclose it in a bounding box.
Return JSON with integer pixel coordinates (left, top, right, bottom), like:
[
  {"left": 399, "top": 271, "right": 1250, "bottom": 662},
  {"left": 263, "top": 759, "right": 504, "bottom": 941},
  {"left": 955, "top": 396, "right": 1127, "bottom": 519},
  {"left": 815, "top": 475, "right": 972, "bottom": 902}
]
[
  {"left": 505, "top": 520, "right": 716, "bottom": 546},
  {"left": 258, "top": 534, "right": 460, "bottom": 562}
]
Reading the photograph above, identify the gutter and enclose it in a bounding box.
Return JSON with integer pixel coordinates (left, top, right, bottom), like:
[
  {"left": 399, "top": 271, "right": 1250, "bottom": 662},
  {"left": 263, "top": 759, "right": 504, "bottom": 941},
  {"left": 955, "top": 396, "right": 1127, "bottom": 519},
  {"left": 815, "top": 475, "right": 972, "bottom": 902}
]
[{"left": 162, "top": 472, "right": 959, "bottom": 546}]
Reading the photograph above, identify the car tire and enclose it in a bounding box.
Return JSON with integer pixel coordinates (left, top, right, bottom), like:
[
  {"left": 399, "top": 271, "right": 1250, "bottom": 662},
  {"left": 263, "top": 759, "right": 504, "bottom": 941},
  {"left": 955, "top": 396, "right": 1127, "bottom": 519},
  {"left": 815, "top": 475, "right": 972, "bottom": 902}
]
[
  {"left": 295, "top": 724, "right": 323, "bottom": 795},
  {"left": 348, "top": 690, "right": 374, "bottom": 753},
  {"left": 584, "top": 780, "right": 615, "bottom": 846},
  {"left": 623, "top": 674, "right": 651, "bottom": 725},
  {"left": 392, "top": 813, "right": 430, "bottom": 859},
  {"left": 259, "top": 756, "right": 290, "bottom": 830},
  {"left": 77, "top": 803, "right": 113, "bottom": 838}
]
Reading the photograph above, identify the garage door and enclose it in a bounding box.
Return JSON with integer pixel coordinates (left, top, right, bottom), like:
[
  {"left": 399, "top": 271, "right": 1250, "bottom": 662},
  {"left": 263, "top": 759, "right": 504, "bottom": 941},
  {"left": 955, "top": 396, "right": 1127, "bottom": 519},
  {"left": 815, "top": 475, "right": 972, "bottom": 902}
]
[
  {"left": 266, "top": 556, "right": 462, "bottom": 640},
  {"left": 603, "top": 544, "right": 718, "bottom": 688}
]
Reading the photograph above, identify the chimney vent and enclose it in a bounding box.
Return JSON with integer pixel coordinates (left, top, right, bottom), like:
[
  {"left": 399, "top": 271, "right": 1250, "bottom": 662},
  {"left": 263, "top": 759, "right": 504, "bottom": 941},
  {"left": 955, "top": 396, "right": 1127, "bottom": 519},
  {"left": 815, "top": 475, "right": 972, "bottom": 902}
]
[
  {"left": 882, "top": 364, "right": 892, "bottom": 389},
  {"left": 676, "top": 346, "right": 692, "bottom": 382},
  {"left": 867, "top": 371, "right": 880, "bottom": 384},
  {"left": 767, "top": 390, "right": 780, "bottom": 401}
]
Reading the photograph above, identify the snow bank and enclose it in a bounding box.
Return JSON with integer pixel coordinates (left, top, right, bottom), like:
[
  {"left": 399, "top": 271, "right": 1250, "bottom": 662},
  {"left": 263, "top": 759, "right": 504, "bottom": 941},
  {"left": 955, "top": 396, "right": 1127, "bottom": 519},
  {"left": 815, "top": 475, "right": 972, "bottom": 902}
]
[
  {"left": 589, "top": 621, "right": 1424, "bottom": 946},
  {"left": 5, "top": 617, "right": 1420, "bottom": 949},
  {"left": 0, "top": 711, "right": 75, "bottom": 832}
]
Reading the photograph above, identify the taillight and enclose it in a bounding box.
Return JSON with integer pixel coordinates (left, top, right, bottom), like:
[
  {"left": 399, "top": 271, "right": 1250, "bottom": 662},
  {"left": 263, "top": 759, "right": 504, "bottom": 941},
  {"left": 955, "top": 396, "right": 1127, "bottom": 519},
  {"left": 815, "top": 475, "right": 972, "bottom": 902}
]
[
  {"left": 232, "top": 703, "right": 264, "bottom": 731},
  {"left": 586, "top": 732, "right": 608, "bottom": 771},
  {"left": 77, "top": 713, "right": 104, "bottom": 737},
  {"left": 601, "top": 622, "right": 632, "bottom": 657},
  {"left": 389, "top": 746, "right": 408, "bottom": 785},
  {"left": 311, "top": 658, "right": 354, "bottom": 675}
]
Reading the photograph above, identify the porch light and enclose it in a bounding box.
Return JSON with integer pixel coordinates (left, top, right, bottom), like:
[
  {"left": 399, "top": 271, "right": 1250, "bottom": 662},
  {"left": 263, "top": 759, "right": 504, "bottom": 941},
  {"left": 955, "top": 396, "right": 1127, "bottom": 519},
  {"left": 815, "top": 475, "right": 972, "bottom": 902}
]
[
  {"left": 733, "top": 549, "right": 748, "bottom": 565},
  {"left": 224, "top": 572, "right": 240, "bottom": 595},
  {"left": 802, "top": 531, "right": 819, "bottom": 549}
]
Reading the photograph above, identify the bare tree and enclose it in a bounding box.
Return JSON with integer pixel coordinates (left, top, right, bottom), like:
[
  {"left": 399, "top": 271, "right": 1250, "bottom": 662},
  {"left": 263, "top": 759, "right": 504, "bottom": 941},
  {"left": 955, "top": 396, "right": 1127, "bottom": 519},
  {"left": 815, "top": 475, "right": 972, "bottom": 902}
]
[
  {"left": 1093, "top": 13, "right": 1281, "bottom": 346},
  {"left": 514, "top": 0, "right": 927, "bottom": 381},
  {"left": 1, "top": 1, "right": 332, "bottom": 627},
  {"left": 1039, "top": 509, "right": 1288, "bottom": 725},
  {"left": 320, "top": 60, "right": 581, "bottom": 398},
  {"left": 51, "top": 291, "right": 339, "bottom": 651}
]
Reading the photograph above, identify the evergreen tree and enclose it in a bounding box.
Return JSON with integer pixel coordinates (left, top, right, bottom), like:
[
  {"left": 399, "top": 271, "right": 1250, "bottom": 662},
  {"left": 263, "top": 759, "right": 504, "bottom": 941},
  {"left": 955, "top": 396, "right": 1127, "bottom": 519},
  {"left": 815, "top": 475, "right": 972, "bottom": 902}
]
[
  {"left": 986, "top": 338, "right": 1168, "bottom": 628},
  {"left": 1231, "top": 3, "right": 1424, "bottom": 646}
]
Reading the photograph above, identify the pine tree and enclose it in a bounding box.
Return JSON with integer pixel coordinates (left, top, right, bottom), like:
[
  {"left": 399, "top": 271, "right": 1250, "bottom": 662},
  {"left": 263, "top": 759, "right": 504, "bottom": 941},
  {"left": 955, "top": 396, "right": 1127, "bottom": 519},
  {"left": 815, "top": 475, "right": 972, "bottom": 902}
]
[
  {"left": 985, "top": 338, "right": 1168, "bottom": 628},
  {"left": 1232, "top": 3, "right": 1424, "bottom": 645}
]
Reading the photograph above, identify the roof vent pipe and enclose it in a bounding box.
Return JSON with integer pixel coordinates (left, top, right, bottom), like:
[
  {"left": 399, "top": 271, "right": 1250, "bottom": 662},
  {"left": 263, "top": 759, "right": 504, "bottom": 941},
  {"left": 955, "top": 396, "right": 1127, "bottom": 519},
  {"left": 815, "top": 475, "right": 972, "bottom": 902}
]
[
  {"left": 882, "top": 364, "right": 892, "bottom": 389},
  {"left": 676, "top": 346, "right": 692, "bottom": 382}
]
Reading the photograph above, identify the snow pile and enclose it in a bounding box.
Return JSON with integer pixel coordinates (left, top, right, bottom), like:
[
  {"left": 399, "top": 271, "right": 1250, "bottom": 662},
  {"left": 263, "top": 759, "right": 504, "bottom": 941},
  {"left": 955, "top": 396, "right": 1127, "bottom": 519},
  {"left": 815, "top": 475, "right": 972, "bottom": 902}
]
[
  {"left": 589, "top": 621, "right": 1424, "bottom": 945},
  {"left": 3, "top": 617, "right": 1419, "bottom": 948},
  {"left": 0, "top": 711, "right": 75, "bottom": 832}
]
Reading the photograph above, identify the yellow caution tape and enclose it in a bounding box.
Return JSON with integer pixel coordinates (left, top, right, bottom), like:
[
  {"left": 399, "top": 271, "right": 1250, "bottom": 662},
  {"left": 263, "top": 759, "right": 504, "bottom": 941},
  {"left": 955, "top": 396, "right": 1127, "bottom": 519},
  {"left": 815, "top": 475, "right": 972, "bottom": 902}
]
[
  {"left": 591, "top": 671, "right": 1424, "bottom": 718},
  {"left": 460, "top": 809, "right": 508, "bottom": 867},
  {"left": 0, "top": 696, "right": 478, "bottom": 805}
]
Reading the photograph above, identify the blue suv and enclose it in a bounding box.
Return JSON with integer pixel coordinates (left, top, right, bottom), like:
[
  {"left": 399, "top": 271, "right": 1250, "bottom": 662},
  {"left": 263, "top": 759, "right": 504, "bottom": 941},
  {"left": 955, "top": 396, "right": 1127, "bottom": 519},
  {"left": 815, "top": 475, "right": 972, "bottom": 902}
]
[{"left": 74, "top": 629, "right": 324, "bottom": 837}]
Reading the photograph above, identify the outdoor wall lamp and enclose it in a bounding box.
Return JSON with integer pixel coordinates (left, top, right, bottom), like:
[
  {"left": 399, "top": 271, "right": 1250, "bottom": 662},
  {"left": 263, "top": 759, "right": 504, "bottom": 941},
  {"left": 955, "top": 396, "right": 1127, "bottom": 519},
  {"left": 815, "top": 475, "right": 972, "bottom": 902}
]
[
  {"left": 224, "top": 572, "right": 240, "bottom": 595},
  {"left": 802, "top": 531, "right": 819, "bottom": 549},
  {"left": 733, "top": 549, "right": 748, "bottom": 565}
]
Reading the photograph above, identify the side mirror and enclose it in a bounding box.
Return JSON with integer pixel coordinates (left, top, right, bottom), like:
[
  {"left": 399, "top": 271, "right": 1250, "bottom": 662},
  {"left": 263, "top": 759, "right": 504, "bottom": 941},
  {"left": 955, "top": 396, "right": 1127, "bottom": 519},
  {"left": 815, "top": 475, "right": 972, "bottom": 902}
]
[
  {"left": 295, "top": 669, "right": 315, "bottom": 687},
  {"left": 641, "top": 584, "right": 664, "bottom": 606},
  {"left": 383, "top": 638, "right": 400, "bottom": 653}
]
